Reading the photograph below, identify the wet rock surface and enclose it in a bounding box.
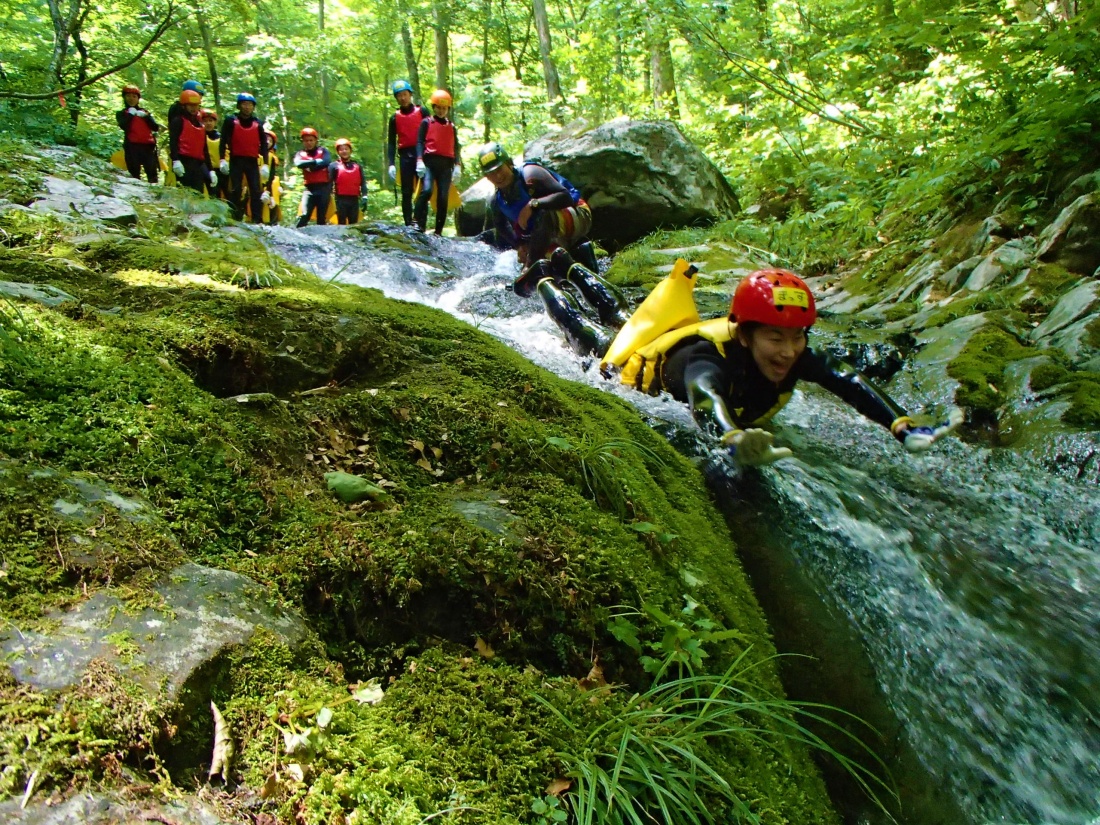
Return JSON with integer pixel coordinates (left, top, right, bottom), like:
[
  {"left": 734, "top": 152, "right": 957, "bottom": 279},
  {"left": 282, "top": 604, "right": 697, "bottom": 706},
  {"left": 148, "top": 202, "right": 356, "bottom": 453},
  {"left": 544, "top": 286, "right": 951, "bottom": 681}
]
[{"left": 2, "top": 562, "right": 309, "bottom": 698}]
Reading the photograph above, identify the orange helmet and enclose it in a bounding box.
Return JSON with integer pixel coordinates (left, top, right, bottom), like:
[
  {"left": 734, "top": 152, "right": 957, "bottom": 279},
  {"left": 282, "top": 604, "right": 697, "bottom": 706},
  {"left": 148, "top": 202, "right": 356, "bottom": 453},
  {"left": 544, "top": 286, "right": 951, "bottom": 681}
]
[
  {"left": 334, "top": 138, "right": 352, "bottom": 149},
  {"left": 122, "top": 84, "right": 141, "bottom": 96},
  {"left": 731, "top": 270, "right": 817, "bottom": 328},
  {"left": 265, "top": 128, "right": 278, "bottom": 145},
  {"left": 429, "top": 89, "right": 452, "bottom": 107},
  {"left": 179, "top": 89, "right": 202, "bottom": 105},
  {"left": 300, "top": 127, "right": 319, "bottom": 139},
  {"left": 199, "top": 109, "right": 218, "bottom": 121}
]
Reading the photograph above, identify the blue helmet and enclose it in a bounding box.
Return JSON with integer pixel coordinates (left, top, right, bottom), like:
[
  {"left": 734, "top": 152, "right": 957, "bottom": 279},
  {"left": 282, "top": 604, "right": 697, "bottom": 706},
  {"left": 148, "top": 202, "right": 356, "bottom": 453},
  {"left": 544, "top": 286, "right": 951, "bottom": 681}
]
[
  {"left": 391, "top": 80, "right": 413, "bottom": 97},
  {"left": 236, "top": 92, "right": 257, "bottom": 105},
  {"left": 182, "top": 80, "right": 205, "bottom": 95}
]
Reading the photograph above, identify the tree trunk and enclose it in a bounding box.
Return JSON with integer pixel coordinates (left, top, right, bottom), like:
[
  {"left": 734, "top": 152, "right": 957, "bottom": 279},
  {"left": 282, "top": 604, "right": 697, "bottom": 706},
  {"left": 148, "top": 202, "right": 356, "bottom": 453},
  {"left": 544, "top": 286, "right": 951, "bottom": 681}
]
[
  {"left": 319, "top": 0, "right": 329, "bottom": 110},
  {"left": 69, "top": 21, "right": 89, "bottom": 125},
  {"left": 433, "top": 0, "right": 450, "bottom": 92},
  {"left": 398, "top": 0, "right": 423, "bottom": 100},
  {"left": 648, "top": 26, "right": 678, "bottom": 118},
  {"left": 196, "top": 8, "right": 221, "bottom": 110},
  {"left": 532, "top": 0, "right": 562, "bottom": 104},
  {"left": 755, "top": 0, "right": 771, "bottom": 42},
  {"left": 480, "top": 0, "right": 493, "bottom": 141},
  {"left": 45, "top": 0, "right": 83, "bottom": 92}
]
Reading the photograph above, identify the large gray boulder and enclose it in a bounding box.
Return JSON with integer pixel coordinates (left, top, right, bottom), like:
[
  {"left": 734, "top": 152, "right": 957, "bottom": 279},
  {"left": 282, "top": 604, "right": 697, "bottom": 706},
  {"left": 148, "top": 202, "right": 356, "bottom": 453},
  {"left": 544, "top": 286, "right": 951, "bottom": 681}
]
[
  {"left": 510, "top": 119, "right": 740, "bottom": 249},
  {"left": 1036, "top": 193, "right": 1100, "bottom": 276},
  {"left": 453, "top": 177, "right": 497, "bottom": 237}
]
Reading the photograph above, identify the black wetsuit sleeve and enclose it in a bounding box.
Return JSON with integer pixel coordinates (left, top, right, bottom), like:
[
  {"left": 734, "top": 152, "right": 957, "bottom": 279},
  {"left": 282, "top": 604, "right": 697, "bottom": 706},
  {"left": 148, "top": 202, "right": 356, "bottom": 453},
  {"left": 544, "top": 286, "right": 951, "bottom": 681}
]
[
  {"left": 257, "top": 119, "right": 269, "bottom": 159},
  {"left": 680, "top": 345, "right": 741, "bottom": 435},
  {"left": 168, "top": 117, "right": 183, "bottom": 160},
  {"left": 219, "top": 117, "right": 234, "bottom": 162},
  {"left": 454, "top": 125, "right": 462, "bottom": 166},
  {"left": 145, "top": 112, "right": 161, "bottom": 133},
  {"left": 387, "top": 115, "right": 397, "bottom": 166},
  {"left": 116, "top": 109, "right": 130, "bottom": 131},
  {"left": 523, "top": 165, "right": 572, "bottom": 211},
  {"left": 798, "top": 348, "right": 907, "bottom": 430},
  {"left": 416, "top": 119, "right": 430, "bottom": 160},
  {"left": 359, "top": 164, "right": 367, "bottom": 196}
]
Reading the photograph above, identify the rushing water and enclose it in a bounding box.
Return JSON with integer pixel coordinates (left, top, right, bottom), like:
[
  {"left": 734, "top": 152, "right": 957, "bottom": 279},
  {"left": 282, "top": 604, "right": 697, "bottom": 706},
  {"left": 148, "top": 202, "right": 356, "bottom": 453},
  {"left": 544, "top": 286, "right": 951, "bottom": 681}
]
[{"left": 262, "top": 224, "right": 1100, "bottom": 825}]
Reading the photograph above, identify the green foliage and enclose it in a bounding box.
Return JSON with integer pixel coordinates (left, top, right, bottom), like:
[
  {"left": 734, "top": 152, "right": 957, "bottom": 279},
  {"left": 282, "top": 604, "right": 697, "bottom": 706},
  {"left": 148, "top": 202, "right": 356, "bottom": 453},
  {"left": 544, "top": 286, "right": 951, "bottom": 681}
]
[
  {"left": 535, "top": 648, "right": 894, "bottom": 825},
  {"left": 609, "top": 597, "right": 748, "bottom": 681}
]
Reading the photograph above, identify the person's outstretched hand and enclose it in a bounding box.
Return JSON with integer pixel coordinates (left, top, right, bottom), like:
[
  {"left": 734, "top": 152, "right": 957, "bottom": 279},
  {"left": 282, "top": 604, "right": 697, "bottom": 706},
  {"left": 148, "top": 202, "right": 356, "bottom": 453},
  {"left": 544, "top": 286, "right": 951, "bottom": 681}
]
[
  {"left": 722, "top": 428, "right": 793, "bottom": 466},
  {"left": 892, "top": 408, "right": 965, "bottom": 453}
]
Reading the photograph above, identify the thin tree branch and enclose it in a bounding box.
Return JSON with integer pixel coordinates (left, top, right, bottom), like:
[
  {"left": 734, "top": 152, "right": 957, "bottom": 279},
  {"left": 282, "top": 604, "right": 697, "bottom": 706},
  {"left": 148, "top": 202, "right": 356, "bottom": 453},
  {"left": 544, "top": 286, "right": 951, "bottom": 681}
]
[{"left": 0, "top": 3, "right": 179, "bottom": 100}]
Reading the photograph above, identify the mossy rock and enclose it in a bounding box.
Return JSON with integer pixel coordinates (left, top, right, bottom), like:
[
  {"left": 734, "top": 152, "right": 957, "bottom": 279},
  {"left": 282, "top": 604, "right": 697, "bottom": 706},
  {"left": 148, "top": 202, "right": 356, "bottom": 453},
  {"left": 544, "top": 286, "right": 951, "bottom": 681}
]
[{"left": 0, "top": 148, "right": 838, "bottom": 822}]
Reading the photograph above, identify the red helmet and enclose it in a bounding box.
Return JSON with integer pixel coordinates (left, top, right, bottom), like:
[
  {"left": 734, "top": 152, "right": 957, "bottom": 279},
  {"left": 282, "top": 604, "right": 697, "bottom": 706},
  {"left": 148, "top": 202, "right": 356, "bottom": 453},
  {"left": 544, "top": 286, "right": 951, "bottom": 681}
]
[
  {"left": 334, "top": 138, "right": 352, "bottom": 149},
  {"left": 179, "top": 89, "right": 202, "bottom": 105},
  {"left": 122, "top": 84, "right": 141, "bottom": 96},
  {"left": 199, "top": 109, "right": 218, "bottom": 121},
  {"left": 731, "top": 269, "right": 817, "bottom": 328},
  {"left": 429, "top": 89, "right": 452, "bottom": 107},
  {"left": 300, "top": 127, "right": 319, "bottom": 139}
]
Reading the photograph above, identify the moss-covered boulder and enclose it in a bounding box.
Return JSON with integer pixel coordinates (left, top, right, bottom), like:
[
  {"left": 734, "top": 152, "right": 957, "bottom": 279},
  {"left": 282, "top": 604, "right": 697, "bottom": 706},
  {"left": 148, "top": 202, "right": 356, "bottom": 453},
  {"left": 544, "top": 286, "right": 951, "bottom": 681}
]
[{"left": 0, "top": 146, "right": 838, "bottom": 824}]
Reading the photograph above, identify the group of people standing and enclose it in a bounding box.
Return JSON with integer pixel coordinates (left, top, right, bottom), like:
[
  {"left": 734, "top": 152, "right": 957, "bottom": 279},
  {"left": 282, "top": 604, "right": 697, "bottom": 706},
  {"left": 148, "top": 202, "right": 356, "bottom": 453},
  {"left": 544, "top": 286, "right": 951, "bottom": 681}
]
[{"left": 116, "top": 81, "right": 367, "bottom": 227}]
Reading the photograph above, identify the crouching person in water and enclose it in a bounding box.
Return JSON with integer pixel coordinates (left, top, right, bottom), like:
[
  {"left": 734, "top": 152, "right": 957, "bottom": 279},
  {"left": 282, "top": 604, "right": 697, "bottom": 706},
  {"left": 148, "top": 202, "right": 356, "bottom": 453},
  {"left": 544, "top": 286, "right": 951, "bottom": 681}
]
[
  {"left": 555, "top": 261, "right": 963, "bottom": 465},
  {"left": 475, "top": 141, "right": 629, "bottom": 338}
]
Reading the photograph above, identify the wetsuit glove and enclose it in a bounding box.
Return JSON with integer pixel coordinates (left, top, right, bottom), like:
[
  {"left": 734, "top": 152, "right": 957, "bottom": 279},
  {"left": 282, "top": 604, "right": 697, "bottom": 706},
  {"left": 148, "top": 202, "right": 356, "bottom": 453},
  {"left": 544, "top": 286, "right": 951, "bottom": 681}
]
[
  {"left": 454, "top": 164, "right": 461, "bottom": 179},
  {"left": 416, "top": 159, "right": 426, "bottom": 178},
  {"left": 260, "top": 190, "right": 273, "bottom": 206},
  {"left": 722, "top": 428, "right": 793, "bottom": 467},
  {"left": 260, "top": 164, "right": 270, "bottom": 183},
  {"left": 219, "top": 159, "right": 229, "bottom": 175},
  {"left": 208, "top": 170, "right": 218, "bottom": 186},
  {"left": 127, "top": 107, "right": 140, "bottom": 116},
  {"left": 360, "top": 196, "right": 369, "bottom": 210},
  {"left": 388, "top": 165, "right": 396, "bottom": 181},
  {"left": 172, "top": 160, "right": 185, "bottom": 177},
  {"left": 891, "top": 408, "right": 964, "bottom": 453}
]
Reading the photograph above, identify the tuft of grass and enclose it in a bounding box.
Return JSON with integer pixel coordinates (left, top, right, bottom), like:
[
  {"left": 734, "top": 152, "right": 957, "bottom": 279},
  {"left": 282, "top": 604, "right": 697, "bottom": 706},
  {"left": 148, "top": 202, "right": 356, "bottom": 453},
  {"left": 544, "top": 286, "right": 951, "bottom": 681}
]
[{"left": 536, "top": 648, "right": 896, "bottom": 825}]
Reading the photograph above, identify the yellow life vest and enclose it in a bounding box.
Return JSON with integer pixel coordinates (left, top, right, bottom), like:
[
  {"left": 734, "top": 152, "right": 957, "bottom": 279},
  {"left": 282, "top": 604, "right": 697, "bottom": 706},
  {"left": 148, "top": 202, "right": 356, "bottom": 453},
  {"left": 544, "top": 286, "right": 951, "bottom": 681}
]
[
  {"left": 620, "top": 316, "right": 734, "bottom": 395},
  {"left": 207, "top": 135, "right": 223, "bottom": 166}
]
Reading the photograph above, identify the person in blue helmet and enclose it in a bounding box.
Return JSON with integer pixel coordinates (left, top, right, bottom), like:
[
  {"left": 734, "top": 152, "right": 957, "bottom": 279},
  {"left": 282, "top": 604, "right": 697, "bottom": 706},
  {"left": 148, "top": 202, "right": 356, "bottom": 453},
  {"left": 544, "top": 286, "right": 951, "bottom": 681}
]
[
  {"left": 386, "top": 80, "right": 430, "bottom": 227},
  {"left": 219, "top": 93, "right": 269, "bottom": 224}
]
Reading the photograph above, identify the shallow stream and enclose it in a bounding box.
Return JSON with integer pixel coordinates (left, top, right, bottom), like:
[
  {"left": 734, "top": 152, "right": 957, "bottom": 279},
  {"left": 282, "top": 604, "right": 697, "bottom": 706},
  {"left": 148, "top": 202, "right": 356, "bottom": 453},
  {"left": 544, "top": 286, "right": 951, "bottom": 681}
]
[{"left": 263, "top": 224, "right": 1100, "bottom": 825}]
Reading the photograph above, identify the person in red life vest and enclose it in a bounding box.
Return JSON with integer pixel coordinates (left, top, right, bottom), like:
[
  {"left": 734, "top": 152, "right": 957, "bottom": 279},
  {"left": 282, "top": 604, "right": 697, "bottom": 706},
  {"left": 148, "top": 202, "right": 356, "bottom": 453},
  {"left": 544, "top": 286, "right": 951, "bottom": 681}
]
[
  {"left": 413, "top": 89, "right": 462, "bottom": 235},
  {"left": 116, "top": 85, "right": 161, "bottom": 183},
  {"left": 294, "top": 127, "right": 333, "bottom": 228},
  {"left": 386, "top": 80, "right": 430, "bottom": 227},
  {"left": 199, "top": 109, "right": 226, "bottom": 199},
  {"left": 328, "top": 138, "right": 367, "bottom": 225},
  {"left": 166, "top": 80, "right": 205, "bottom": 130},
  {"left": 168, "top": 90, "right": 216, "bottom": 194},
  {"left": 219, "top": 93, "right": 269, "bottom": 223},
  {"left": 475, "top": 142, "right": 593, "bottom": 271}
]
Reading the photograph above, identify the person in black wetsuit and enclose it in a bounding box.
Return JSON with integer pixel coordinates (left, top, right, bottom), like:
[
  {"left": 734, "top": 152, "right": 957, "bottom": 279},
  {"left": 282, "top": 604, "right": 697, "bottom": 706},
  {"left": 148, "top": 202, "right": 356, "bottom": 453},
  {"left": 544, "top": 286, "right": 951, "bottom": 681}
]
[
  {"left": 219, "top": 93, "right": 269, "bottom": 224},
  {"left": 168, "top": 90, "right": 216, "bottom": 194},
  {"left": 386, "top": 80, "right": 430, "bottom": 227},
  {"left": 413, "top": 89, "right": 461, "bottom": 236},
  {"left": 553, "top": 265, "right": 963, "bottom": 465},
  {"left": 116, "top": 84, "right": 161, "bottom": 183}
]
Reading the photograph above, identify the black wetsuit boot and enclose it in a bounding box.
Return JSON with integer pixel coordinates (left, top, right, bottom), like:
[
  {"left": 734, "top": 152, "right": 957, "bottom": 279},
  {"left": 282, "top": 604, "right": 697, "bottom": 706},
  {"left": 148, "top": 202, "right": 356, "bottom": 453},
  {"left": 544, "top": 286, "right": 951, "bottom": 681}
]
[
  {"left": 550, "top": 248, "right": 629, "bottom": 328},
  {"left": 537, "top": 278, "right": 610, "bottom": 358},
  {"left": 571, "top": 240, "right": 600, "bottom": 273}
]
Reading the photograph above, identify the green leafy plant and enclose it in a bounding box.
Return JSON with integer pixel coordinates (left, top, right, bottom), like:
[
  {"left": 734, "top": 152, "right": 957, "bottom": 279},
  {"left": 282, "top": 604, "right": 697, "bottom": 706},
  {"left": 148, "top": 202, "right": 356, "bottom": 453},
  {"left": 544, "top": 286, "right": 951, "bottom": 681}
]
[
  {"left": 535, "top": 648, "right": 896, "bottom": 825},
  {"left": 608, "top": 597, "right": 748, "bottom": 681},
  {"left": 531, "top": 793, "right": 570, "bottom": 824}
]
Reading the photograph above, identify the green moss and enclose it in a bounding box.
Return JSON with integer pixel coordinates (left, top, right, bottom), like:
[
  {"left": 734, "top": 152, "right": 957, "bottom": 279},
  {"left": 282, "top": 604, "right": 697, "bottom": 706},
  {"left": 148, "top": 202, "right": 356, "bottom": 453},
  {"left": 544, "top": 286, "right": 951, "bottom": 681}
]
[
  {"left": 947, "top": 327, "right": 1034, "bottom": 417},
  {"left": 0, "top": 661, "right": 166, "bottom": 800}
]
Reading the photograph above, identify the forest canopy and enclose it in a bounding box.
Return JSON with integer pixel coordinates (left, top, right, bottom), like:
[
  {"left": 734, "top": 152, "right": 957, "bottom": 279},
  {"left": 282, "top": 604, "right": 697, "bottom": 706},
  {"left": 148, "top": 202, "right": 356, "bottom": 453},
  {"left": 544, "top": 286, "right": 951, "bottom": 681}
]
[{"left": 1, "top": 0, "right": 1097, "bottom": 263}]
